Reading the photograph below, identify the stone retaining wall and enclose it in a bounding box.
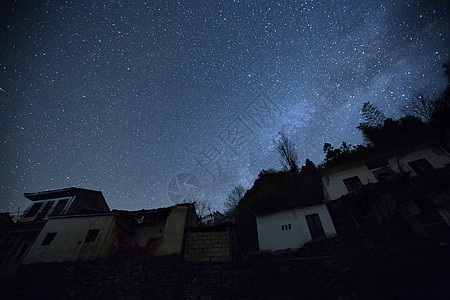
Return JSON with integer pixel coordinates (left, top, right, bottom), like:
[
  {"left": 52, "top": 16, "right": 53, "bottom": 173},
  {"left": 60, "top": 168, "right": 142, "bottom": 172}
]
[
  {"left": 184, "top": 227, "right": 232, "bottom": 262},
  {"left": 1, "top": 239, "right": 449, "bottom": 299}
]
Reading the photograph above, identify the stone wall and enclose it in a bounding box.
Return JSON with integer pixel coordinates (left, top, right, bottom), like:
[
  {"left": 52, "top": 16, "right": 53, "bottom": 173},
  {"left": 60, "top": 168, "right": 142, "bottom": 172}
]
[
  {"left": 1, "top": 239, "right": 449, "bottom": 300},
  {"left": 184, "top": 224, "right": 236, "bottom": 262}
]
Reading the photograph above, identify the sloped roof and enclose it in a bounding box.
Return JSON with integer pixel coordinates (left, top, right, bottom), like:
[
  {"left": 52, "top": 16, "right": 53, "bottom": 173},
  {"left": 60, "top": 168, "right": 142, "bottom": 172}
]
[
  {"left": 23, "top": 187, "right": 103, "bottom": 201},
  {"left": 320, "top": 138, "right": 446, "bottom": 175}
]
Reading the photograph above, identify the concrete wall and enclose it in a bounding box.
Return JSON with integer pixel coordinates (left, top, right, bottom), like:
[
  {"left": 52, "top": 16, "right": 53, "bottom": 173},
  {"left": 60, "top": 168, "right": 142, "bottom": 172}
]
[
  {"left": 322, "top": 164, "right": 377, "bottom": 201},
  {"left": 22, "top": 213, "right": 116, "bottom": 264},
  {"left": 130, "top": 224, "right": 165, "bottom": 247},
  {"left": 128, "top": 224, "right": 166, "bottom": 255},
  {"left": 389, "top": 145, "right": 450, "bottom": 175},
  {"left": 256, "top": 204, "right": 336, "bottom": 251},
  {"left": 156, "top": 204, "right": 192, "bottom": 256},
  {"left": 66, "top": 190, "right": 110, "bottom": 214}
]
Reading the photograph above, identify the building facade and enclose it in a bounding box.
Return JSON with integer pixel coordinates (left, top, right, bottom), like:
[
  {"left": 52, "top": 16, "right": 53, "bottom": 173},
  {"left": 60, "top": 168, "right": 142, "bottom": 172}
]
[
  {"left": 256, "top": 204, "right": 337, "bottom": 251},
  {"left": 0, "top": 188, "right": 198, "bottom": 277},
  {"left": 321, "top": 143, "right": 450, "bottom": 201}
]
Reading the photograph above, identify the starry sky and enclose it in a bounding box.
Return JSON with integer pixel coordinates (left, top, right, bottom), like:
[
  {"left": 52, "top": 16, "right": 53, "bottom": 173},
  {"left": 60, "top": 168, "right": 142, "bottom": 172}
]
[{"left": 1, "top": 0, "right": 449, "bottom": 214}]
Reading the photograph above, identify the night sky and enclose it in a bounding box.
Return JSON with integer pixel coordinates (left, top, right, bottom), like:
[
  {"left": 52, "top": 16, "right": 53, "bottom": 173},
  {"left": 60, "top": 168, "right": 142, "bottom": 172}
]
[{"left": 1, "top": 1, "right": 449, "bottom": 214}]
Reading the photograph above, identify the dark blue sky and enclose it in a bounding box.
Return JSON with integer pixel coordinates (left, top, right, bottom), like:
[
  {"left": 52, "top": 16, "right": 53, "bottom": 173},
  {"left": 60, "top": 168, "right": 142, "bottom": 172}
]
[{"left": 1, "top": 0, "right": 449, "bottom": 213}]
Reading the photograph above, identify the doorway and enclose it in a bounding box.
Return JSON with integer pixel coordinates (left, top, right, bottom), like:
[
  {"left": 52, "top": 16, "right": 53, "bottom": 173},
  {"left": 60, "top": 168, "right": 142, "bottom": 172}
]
[{"left": 305, "top": 213, "right": 326, "bottom": 241}]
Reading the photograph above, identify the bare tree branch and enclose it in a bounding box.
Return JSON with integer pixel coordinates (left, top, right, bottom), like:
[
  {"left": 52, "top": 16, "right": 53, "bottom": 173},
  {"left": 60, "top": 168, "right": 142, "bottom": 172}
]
[
  {"left": 276, "top": 131, "right": 299, "bottom": 173},
  {"left": 224, "top": 185, "right": 245, "bottom": 221},
  {"left": 401, "top": 92, "right": 436, "bottom": 122}
]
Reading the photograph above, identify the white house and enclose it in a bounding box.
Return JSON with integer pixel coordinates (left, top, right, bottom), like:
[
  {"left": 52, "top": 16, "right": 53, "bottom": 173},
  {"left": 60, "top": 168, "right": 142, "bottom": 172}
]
[
  {"left": 256, "top": 204, "right": 337, "bottom": 251},
  {"left": 321, "top": 143, "right": 450, "bottom": 201},
  {"left": 0, "top": 187, "right": 199, "bottom": 276},
  {"left": 22, "top": 212, "right": 117, "bottom": 264},
  {"left": 0, "top": 187, "right": 110, "bottom": 277},
  {"left": 21, "top": 203, "right": 198, "bottom": 264}
]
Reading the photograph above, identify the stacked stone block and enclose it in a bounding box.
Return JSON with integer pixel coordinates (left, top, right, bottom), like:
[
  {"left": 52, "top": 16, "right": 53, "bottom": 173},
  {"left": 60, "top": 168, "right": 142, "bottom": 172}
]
[{"left": 184, "top": 229, "right": 231, "bottom": 262}]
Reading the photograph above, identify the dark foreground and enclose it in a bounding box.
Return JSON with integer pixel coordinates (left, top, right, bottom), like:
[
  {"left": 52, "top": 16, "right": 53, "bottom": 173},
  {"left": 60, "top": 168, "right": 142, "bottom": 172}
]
[{"left": 1, "top": 237, "right": 449, "bottom": 299}]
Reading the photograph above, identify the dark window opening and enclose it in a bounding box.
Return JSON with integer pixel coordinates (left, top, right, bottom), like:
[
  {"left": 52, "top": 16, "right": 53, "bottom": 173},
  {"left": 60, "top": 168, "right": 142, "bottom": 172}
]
[
  {"left": 41, "top": 232, "right": 57, "bottom": 246},
  {"left": 84, "top": 229, "right": 100, "bottom": 243},
  {"left": 50, "top": 199, "right": 69, "bottom": 216},
  {"left": 372, "top": 166, "right": 394, "bottom": 182},
  {"left": 408, "top": 158, "right": 434, "bottom": 174},
  {"left": 366, "top": 160, "right": 389, "bottom": 170},
  {"left": 35, "top": 201, "right": 55, "bottom": 221},
  {"left": 343, "top": 176, "right": 363, "bottom": 192},
  {"left": 25, "top": 202, "right": 43, "bottom": 218}
]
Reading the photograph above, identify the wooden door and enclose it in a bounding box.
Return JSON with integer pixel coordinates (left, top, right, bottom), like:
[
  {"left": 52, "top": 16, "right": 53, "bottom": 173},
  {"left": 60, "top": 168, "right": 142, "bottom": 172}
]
[{"left": 305, "top": 213, "right": 326, "bottom": 241}]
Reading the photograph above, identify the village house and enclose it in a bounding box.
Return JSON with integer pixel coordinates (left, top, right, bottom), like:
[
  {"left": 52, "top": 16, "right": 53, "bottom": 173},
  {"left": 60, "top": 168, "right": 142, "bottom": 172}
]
[
  {"left": 117, "top": 203, "right": 198, "bottom": 257},
  {"left": 321, "top": 141, "right": 450, "bottom": 202},
  {"left": 0, "top": 187, "right": 200, "bottom": 277},
  {"left": 256, "top": 204, "right": 337, "bottom": 251},
  {"left": 321, "top": 140, "right": 450, "bottom": 242},
  {"left": 0, "top": 187, "right": 110, "bottom": 278},
  {"left": 200, "top": 211, "right": 225, "bottom": 226},
  {"left": 21, "top": 203, "right": 198, "bottom": 264}
]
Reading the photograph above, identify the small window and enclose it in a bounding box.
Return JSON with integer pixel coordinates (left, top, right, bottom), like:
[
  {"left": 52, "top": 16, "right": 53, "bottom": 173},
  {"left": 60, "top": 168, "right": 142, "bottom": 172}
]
[
  {"left": 41, "top": 232, "right": 57, "bottom": 246},
  {"left": 408, "top": 158, "right": 434, "bottom": 174},
  {"left": 50, "top": 199, "right": 69, "bottom": 216},
  {"left": 343, "top": 176, "right": 363, "bottom": 192},
  {"left": 84, "top": 229, "right": 100, "bottom": 243},
  {"left": 281, "top": 224, "right": 291, "bottom": 231},
  {"left": 25, "top": 202, "right": 43, "bottom": 218},
  {"left": 35, "top": 201, "right": 54, "bottom": 221}
]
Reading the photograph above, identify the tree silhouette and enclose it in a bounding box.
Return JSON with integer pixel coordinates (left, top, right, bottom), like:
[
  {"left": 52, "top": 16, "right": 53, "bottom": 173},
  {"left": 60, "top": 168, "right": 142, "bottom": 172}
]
[
  {"left": 356, "top": 102, "right": 386, "bottom": 132},
  {"left": 401, "top": 92, "right": 435, "bottom": 122},
  {"left": 276, "top": 131, "right": 299, "bottom": 173},
  {"left": 322, "top": 142, "right": 356, "bottom": 164},
  {"left": 430, "top": 62, "right": 450, "bottom": 129},
  {"left": 224, "top": 185, "right": 245, "bottom": 221}
]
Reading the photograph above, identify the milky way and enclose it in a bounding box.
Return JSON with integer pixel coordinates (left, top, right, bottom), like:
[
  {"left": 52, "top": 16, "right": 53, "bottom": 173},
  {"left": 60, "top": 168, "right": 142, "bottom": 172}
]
[{"left": 1, "top": 0, "right": 449, "bottom": 213}]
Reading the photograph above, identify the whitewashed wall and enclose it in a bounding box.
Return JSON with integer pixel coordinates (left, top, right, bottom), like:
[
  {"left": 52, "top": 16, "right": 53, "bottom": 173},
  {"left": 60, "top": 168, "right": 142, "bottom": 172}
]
[
  {"left": 322, "top": 164, "right": 377, "bottom": 201},
  {"left": 22, "top": 213, "right": 115, "bottom": 264},
  {"left": 322, "top": 145, "right": 450, "bottom": 201},
  {"left": 256, "top": 204, "right": 336, "bottom": 251},
  {"left": 388, "top": 146, "right": 450, "bottom": 175}
]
